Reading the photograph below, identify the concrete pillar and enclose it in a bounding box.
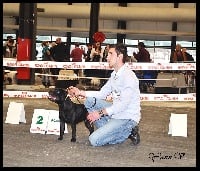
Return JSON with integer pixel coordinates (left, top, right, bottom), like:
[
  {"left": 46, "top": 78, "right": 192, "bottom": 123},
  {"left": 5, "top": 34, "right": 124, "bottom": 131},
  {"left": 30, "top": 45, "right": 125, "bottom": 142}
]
[
  {"left": 89, "top": 3, "right": 100, "bottom": 44},
  {"left": 117, "top": 3, "right": 127, "bottom": 44},
  {"left": 170, "top": 3, "right": 178, "bottom": 63},
  {"left": 17, "top": 3, "right": 37, "bottom": 85}
]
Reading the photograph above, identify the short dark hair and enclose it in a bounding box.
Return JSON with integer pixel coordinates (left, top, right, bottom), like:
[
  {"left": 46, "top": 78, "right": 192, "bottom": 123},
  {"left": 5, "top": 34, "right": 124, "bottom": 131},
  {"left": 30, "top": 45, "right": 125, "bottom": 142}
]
[
  {"left": 7, "top": 36, "right": 13, "bottom": 40},
  {"left": 41, "top": 41, "right": 48, "bottom": 46},
  {"left": 75, "top": 42, "right": 80, "bottom": 47},
  {"left": 110, "top": 43, "right": 128, "bottom": 63},
  {"left": 86, "top": 43, "right": 92, "bottom": 47},
  {"left": 138, "top": 42, "right": 145, "bottom": 48},
  {"left": 8, "top": 39, "right": 14, "bottom": 44}
]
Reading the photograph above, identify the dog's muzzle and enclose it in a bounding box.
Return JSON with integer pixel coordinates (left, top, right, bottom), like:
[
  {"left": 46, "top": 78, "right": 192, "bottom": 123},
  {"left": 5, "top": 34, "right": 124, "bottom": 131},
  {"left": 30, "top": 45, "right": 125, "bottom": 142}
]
[{"left": 48, "top": 95, "right": 57, "bottom": 101}]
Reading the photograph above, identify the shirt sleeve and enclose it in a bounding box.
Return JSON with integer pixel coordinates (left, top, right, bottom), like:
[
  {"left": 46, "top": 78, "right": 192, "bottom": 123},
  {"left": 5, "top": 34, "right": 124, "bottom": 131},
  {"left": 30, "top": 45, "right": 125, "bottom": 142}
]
[{"left": 85, "top": 78, "right": 112, "bottom": 100}]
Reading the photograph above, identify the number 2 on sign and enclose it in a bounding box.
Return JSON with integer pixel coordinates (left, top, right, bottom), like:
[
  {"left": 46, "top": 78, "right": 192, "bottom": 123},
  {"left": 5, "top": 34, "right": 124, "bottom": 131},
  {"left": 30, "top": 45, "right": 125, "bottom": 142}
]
[{"left": 36, "top": 115, "right": 43, "bottom": 124}]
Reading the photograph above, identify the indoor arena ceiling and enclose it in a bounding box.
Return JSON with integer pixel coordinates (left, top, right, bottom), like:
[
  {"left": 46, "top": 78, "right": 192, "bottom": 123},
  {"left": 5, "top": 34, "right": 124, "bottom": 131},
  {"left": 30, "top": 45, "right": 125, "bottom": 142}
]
[{"left": 3, "top": 3, "right": 196, "bottom": 41}]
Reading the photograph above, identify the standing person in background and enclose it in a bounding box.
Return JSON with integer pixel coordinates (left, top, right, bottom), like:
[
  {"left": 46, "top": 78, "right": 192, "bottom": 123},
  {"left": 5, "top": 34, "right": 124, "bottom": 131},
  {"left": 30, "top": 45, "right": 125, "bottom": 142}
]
[
  {"left": 67, "top": 43, "right": 141, "bottom": 147},
  {"left": 80, "top": 45, "right": 86, "bottom": 60},
  {"left": 3, "top": 39, "right": 17, "bottom": 59},
  {"left": 51, "top": 37, "right": 69, "bottom": 62},
  {"left": 3, "top": 38, "right": 17, "bottom": 75},
  {"left": 49, "top": 42, "right": 57, "bottom": 55},
  {"left": 102, "top": 44, "right": 110, "bottom": 62},
  {"left": 3, "top": 37, "right": 16, "bottom": 84},
  {"left": 70, "top": 42, "right": 84, "bottom": 76},
  {"left": 49, "top": 42, "right": 57, "bottom": 83},
  {"left": 50, "top": 37, "right": 69, "bottom": 81},
  {"left": 83, "top": 43, "right": 93, "bottom": 85},
  {"left": 84, "top": 43, "right": 93, "bottom": 62},
  {"left": 41, "top": 41, "right": 53, "bottom": 88},
  {"left": 90, "top": 42, "right": 105, "bottom": 84},
  {"left": 91, "top": 42, "right": 104, "bottom": 62},
  {"left": 70, "top": 42, "right": 84, "bottom": 62},
  {"left": 101, "top": 44, "right": 112, "bottom": 86}
]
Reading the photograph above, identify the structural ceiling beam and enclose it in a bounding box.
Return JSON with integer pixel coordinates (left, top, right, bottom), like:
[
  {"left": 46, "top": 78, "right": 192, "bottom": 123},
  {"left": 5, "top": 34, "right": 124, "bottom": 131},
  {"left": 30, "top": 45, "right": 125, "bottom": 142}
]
[
  {"left": 3, "top": 3, "right": 196, "bottom": 22},
  {"left": 3, "top": 24, "right": 196, "bottom": 37}
]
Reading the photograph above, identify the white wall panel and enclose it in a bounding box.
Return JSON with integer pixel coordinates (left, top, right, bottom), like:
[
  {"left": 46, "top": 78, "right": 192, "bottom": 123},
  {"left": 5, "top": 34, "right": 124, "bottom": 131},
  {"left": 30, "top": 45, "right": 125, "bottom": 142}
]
[
  {"left": 99, "top": 20, "right": 117, "bottom": 29},
  {"left": 3, "top": 17, "right": 16, "bottom": 33},
  {"left": 127, "top": 3, "right": 174, "bottom": 8},
  {"left": 71, "top": 32, "right": 89, "bottom": 38},
  {"left": 37, "top": 17, "right": 53, "bottom": 26},
  {"left": 127, "top": 21, "right": 172, "bottom": 32},
  {"left": 179, "top": 3, "right": 196, "bottom": 8},
  {"left": 101, "top": 3, "right": 118, "bottom": 7},
  {"left": 3, "top": 17, "right": 15, "bottom": 24},
  {"left": 177, "top": 22, "right": 196, "bottom": 33},
  {"left": 126, "top": 34, "right": 172, "bottom": 41},
  {"left": 72, "top": 3, "right": 91, "bottom": 6},
  {"left": 176, "top": 36, "right": 196, "bottom": 42},
  {"left": 155, "top": 22, "right": 172, "bottom": 31},
  {"left": 52, "top": 18, "right": 68, "bottom": 27},
  {"left": 71, "top": 19, "right": 88, "bottom": 28}
]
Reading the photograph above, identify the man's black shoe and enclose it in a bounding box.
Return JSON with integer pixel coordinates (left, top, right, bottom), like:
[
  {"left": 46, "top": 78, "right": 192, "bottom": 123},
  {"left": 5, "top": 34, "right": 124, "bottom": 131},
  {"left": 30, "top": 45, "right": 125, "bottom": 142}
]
[{"left": 128, "top": 125, "right": 140, "bottom": 145}]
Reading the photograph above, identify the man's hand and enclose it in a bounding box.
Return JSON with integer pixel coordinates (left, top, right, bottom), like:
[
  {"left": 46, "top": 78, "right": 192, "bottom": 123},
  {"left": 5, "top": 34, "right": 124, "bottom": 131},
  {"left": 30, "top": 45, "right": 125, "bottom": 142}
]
[
  {"left": 87, "top": 111, "right": 100, "bottom": 123},
  {"left": 67, "top": 86, "right": 80, "bottom": 98}
]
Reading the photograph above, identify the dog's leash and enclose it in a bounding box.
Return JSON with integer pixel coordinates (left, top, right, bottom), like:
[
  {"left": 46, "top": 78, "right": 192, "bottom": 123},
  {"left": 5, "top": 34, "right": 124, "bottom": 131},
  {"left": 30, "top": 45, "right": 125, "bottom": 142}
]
[
  {"left": 66, "top": 87, "right": 83, "bottom": 105},
  {"left": 66, "top": 87, "right": 96, "bottom": 108},
  {"left": 74, "top": 95, "right": 83, "bottom": 104}
]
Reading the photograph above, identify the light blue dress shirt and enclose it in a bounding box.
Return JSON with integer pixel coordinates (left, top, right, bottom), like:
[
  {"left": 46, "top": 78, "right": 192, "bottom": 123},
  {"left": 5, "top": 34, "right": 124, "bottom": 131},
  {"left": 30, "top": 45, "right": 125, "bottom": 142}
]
[{"left": 86, "top": 64, "right": 141, "bottom": 123}]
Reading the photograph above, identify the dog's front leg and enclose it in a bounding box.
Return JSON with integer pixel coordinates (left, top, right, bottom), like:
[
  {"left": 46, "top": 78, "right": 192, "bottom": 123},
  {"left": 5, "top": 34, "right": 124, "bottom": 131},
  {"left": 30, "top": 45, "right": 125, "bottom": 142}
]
[
  {"left": 71, "top": 124, "right": 76, "bottom": 142},
  {"left": 58, "top": 121, "right": 65, "bottom": 140}
]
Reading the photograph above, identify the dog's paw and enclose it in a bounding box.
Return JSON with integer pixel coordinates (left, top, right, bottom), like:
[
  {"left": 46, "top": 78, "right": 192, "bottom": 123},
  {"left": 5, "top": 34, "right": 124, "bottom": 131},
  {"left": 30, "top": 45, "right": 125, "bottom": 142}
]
[
  {"left": 58, "top": 137, "right": 63, "bottom": 140},
  {"left": 71, "top": 138, "right": 76, "bottom": 142}
]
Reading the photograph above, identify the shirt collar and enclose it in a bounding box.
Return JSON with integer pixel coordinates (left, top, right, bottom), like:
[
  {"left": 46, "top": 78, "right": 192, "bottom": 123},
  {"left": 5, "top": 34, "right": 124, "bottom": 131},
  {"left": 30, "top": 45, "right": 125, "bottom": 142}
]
[{"left": 112, "top": 64, "right": 126, "bottom": 78}]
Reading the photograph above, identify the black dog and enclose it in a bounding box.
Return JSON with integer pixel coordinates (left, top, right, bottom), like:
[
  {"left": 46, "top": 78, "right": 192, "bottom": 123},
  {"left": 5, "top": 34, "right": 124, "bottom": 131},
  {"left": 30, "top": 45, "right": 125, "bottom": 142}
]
[{"left": 48, "top": 88, "right": 94, "bottom": 142}]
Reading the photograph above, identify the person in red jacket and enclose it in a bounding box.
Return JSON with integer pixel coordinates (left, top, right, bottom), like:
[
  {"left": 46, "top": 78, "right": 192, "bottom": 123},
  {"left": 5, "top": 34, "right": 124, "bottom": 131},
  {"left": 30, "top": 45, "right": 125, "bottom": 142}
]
[
  {"left": 70, "top": 42, "right": 84, "bottom": 62},
  {"left": 70, "top": 42, "right": 84, "bottom": 75}
]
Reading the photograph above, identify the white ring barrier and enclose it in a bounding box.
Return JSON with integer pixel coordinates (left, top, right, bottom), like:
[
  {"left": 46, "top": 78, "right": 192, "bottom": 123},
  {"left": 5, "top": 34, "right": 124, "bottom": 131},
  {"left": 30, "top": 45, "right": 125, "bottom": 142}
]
[
  {"left": 3, "top": 58, "right": 196, "bottom": 70},
  {"left": 3, "top": 58, "right": 196, "bottom": 101},
  {"left": 3, "top": 90, "right": 196, "bottom": 101}
]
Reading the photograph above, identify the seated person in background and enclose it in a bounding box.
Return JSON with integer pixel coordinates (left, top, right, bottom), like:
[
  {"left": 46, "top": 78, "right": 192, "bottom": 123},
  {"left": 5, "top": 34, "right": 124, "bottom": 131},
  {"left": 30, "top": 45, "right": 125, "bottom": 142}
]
[
  {"left": 181, "top": 48, "right": 194, "bottom": 62},
  {"left": 171, "top": 44, "right": 187, "bottom": 63},
  {"left": 133, "top": 42, "right": 151, "bottom": 62},
  {"left": 130, "top": 55, "right": 137, "bottom": 62}
]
